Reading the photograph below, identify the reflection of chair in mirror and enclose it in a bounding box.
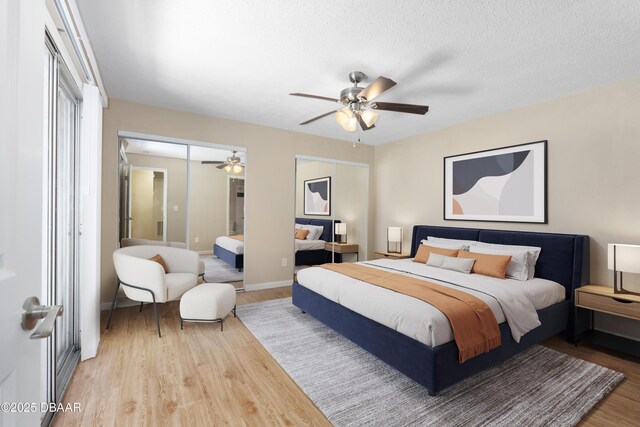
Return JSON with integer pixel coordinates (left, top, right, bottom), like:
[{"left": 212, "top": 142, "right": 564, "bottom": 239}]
[{"left": 107, "top": 245, "right": 199, "bottom": 337}]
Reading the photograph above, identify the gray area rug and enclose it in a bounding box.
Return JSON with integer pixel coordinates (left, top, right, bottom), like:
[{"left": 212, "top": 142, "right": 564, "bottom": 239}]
[
  {"left": 237, "top": 298, "right": 623, "bottom": 427},
  {"left": 202, "top": 256, "right": 243, "bottom": 283}
]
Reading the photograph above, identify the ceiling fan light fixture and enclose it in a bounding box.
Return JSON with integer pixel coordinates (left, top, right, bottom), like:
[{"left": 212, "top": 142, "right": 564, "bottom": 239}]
[
  {"left": 336, "top": 108, "right": 357, "bottom": 132},
  {"left": 360, "top": 109, "right": 378, "bottom": 127},
  {"left": 223, "top": 164, "right": 232, "bottom": 173},
  {"left": 232, "top": 164, "right": 243, "bottom": 174},
  {"left": 335, "top": 108, "right": 352, "bottom": 126}
]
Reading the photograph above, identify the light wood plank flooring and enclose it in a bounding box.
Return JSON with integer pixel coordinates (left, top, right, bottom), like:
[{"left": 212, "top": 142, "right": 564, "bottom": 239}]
[{"left": 54, "top": 287, "right": 639, "bottom": 426}]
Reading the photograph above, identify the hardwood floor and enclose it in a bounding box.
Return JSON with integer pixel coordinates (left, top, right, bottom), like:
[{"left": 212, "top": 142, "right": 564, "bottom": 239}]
[{"left": 54, "top": 287, "right": 639, "bottom": 426}]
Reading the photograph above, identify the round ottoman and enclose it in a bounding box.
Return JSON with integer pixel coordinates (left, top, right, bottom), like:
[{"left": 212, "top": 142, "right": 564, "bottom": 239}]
[{"left": 179, "top": 283, "right": 236, "bottom": 330}]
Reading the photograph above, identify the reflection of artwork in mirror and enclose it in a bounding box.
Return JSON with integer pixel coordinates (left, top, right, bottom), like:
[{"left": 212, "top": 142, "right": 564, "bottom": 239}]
[{"left": 304, "top": 176, "right": 331, "bottom": 216}]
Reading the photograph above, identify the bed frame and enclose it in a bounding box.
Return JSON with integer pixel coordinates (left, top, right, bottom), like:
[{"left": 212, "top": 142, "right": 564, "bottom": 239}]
[
  {"left": 214, "top": 218, "right": 341, "bottom": 270},
  {"left": 294, "top": 218, "right": 341, "bottom": 266},
  {"left": 292, "top": 225, "right": 590, "bottom": 395},
  {"left": 213, "top": 242, "right": 243, "bottom": 271}
]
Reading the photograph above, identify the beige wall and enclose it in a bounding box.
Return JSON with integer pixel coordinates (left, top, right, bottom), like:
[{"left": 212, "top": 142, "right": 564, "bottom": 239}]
[
  {"left": 375, "top": 77, "right": 640, "bottom": 338},
  {"left": 127, "top": 153, "right": 187, "bottom": 243},
  {"left": 101, "top": 98, "right": 375, "bottom": 303},
  {"left": 188, "top": 160, "right": 234, "bottom": 252},
  {"left": 130, "top": 169, "right": 155, "bottom": 240},
  {"left": 295, "top": 160, "right": 369, "bottom": 260}
]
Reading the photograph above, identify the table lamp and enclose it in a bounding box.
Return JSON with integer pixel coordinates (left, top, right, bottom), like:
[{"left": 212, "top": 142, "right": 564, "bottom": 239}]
[
  {"left": 608, "top": 243, "right": 640, "bottom": 296},
  {"left": 387, "top": 227, "right": 403, "bottom": 254},
  {"left": 335, "top": 223, "right": 347, "bottom": 244}
]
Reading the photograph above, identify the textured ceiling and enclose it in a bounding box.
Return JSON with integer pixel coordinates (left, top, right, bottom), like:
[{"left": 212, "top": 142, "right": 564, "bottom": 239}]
[{"left": 77, "top": 0, "right": 640, "bottom": 145}]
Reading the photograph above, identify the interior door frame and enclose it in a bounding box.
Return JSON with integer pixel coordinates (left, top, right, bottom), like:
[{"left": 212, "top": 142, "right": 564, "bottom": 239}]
[
  {"left": 226, "top": 175, "right": 245, "bottom": 235},
  {"left": 128, "top": 165, "right": 168, "bottom": 241}
]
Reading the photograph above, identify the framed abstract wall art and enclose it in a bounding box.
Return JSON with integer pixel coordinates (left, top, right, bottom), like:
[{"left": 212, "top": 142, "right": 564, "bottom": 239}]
[
  {"left": 444, "top": 140, "right": 547, "bottom": 223},
  {"left": 304, "top": 176, "right": 331, "bottom": 216}
]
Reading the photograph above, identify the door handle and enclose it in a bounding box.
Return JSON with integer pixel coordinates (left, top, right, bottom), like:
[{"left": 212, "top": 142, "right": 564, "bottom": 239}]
[{"left": 21, "top": 297, "right": 64, "bottom": 340}]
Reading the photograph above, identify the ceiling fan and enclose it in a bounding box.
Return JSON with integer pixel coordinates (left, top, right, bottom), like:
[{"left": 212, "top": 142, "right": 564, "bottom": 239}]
[
  {"left": 290, "top": 71, "right": 429, "bottom": 132},
  {"left": 201, "top": 150, "right": 245, "bottom": 174}
]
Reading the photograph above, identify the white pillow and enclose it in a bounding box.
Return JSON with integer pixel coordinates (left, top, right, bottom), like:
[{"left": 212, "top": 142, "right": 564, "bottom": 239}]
[
  {"left": 469, "top": 244, "right": 532, "bottom": 281},
  {"left": 295, "top": 224, "right": 324, "bottom": 240},
  {"left": 421, "top": 239, "right": 469, "bottom": 250},
  {"left": 426, "top": 253, "right": 475, "bottom": 274},
  {"left": 474, "top": 242, "right": 541, "bottom": 280},
  {"left": 426, "top": 236, "right": 476, "bottom": 250}
]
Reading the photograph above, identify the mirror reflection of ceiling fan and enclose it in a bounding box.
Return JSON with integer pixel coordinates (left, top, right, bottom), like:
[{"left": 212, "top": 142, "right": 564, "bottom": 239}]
[
  {"left": 201, "top": 150, "right": 245, "bottom": 174},
  {"left": 290, "top": 71, "right": 429, "bottom": 132}
]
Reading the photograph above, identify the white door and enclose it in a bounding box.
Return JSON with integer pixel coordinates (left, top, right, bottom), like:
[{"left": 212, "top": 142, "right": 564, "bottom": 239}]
[{"left": 0, "top": 0, "right": 48, "bottom": 426}]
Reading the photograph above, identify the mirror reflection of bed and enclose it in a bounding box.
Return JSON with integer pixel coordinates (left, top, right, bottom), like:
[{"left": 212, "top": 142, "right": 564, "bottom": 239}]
[
  {"left": 294, "top": 157, "right": 369, "bottom": 278},
  {"left": 118, "top": 138, "right": 246, "bottom": 291}
]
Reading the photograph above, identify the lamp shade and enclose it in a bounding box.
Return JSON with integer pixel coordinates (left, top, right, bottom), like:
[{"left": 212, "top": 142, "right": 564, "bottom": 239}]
[
  {"left": 608, "top": 244, "right": 640, "bottom": 274},
  {"left": 387, "top": 227, "right": 403, "bottom": 243},
  {"left": 360, "top": 110, "right": 379, "bottom": 127},
  {"left": 335, "top": 223, "right": 347, "bottom": 236},
  {"left": 336, "top": 109, "right": 357, "bottom": 132}
]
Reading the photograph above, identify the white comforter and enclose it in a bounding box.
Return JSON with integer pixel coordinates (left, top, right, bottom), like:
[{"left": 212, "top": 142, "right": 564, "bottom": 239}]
[
  {"left": 216, "top": 236, "right": 326, "bottom": 255},
  {"left": 215, "top": 236, "right": 244, "bottom": 254},
  {"left": 295, "top": 239, "right": 326, "bottom": 252},
  {"left": 296, "top": 258, "right": 565, "bottom": 347}
]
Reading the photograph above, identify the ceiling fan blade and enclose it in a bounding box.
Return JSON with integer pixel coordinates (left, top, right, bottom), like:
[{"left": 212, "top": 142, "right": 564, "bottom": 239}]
[
  {"left": 356, "top": 114, "right": 375, "bottom": 131},
  {"left": 300, "top": 110, "right": 337, "bottom": 125},
  {"left": 216, "top": 164, "right": 226, "bottom": 169},
  {"left": 357, "top": 76, "right": 396, "bottom": 102},
  {"left": 371, "top": 101, "right": 429, "bottom": 115},
  {"left": 290, "top": 93, "right": 338, "bottom": 103},
  {"left": 201, "top": 160, "right": 224, "bottom": 164}
]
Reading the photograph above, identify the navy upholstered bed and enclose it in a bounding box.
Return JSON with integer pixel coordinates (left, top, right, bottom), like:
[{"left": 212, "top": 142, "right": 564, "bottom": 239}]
[
  {"left": 213, "top": 241, "right": 243, "bottom": 271},
  {"left": 294, "top": 218, "right": 340, "bottom": 266},
  {"left": 292, "top": 225, "right": 590, "bottom": 395}
]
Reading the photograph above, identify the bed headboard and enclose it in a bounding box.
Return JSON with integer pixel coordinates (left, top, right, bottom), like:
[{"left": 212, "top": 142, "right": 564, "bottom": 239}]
[
  {"left": 410, "top": 225, "right": 590, "bottom": 300},
  {"left": 295, "top": 218, "right": 340, "bottom": 242}
]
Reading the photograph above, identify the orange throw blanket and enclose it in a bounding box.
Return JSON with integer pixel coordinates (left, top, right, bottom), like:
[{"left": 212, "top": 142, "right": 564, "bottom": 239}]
[
  {"left": 229, "top": 234, "right": 244, "bottom": 242},
  {"left": 319, "top": 263, "right": 501, "bottom": 363}
]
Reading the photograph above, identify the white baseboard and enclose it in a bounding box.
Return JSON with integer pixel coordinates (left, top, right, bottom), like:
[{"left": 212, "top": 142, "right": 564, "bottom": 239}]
[{"left": 245, "top": 280, "right": 291, "bottom": 292}]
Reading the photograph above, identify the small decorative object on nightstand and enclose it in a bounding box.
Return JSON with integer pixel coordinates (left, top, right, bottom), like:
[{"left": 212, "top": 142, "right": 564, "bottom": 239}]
[
  {"left": 387, "top": 227, "right": 403, "bottom": 253},
  {"left": 335, "top": 223, "right": 347, "bottom": 244},
  {"left": 608, "top": 243, "right": 640, "bottom": 296},
  {"left": 373, "top": 251, "right": 411, "bottom": 260},
  {"left": 325, "top": 242, "right": 359, "bottom": 262},
  {"left": 574, "top": 284, "right": 640, "bottom": 358}
]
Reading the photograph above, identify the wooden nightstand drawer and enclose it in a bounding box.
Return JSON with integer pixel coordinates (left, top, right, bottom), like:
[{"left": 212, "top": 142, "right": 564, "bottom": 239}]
[
  {"left": 373, "top": 251, "right": 411, "bottom": 260},
  {"left": 576, "top": 290, "right": 640, "bottom": 321}
]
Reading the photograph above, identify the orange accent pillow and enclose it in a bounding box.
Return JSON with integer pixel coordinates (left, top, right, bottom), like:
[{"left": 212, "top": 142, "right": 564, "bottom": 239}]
[
  {"left": 295, "top": 228, "right": 310, "bottom": 240},
  {"left": 149, "top": 254, "right": 169, "bottom": 273},
  {"left": 457, "top": 251, "right": 512, "bottom": 279},
  {"left": 413, "top": 245, "right": 460, "bottom": 264}
]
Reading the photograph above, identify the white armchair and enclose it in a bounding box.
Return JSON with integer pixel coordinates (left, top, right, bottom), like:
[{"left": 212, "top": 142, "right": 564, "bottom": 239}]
[{"left": 107, "top": 245, "right": 199, "bottom": 337}]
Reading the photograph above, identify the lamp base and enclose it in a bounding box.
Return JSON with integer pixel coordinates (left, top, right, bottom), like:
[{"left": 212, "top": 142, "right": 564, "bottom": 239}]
[
  {"left": 614, "top": 271, "right": 640, "bottom": 297},
  {"left": 387, "top": 241, "right": 402, "bottom": 254},
  {"left": 336, "top": 235, "right": 347, "bottom": 244}
]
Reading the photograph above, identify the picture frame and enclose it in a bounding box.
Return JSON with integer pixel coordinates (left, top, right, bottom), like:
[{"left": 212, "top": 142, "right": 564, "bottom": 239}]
[
  {"left": 304, "top": 176, "right": 331, "bottom": 216},
  {"left": 443, "top": 140, "right": 547, "bottom": 223}
]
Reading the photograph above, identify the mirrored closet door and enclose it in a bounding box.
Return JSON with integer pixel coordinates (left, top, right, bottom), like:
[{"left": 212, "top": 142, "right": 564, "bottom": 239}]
[
  {"left": 294, "top": 156, "right": 369, "bottom": 276},
  {"left": 118, "top": 137, "right": 246, "bottom": 290},
  {"left": 189, "top": 146, "right": 246, "bottom": 290}
]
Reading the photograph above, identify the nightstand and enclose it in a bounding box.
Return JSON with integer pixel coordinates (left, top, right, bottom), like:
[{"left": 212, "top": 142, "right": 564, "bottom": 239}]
[
  {"left": 325, "top": 242, "right": 359, "bottom": 262},
  {"left": 575, "top": 284, "right": 640, "bottom": 358},
  {"left": 373, "top": 251, "right": 411, "bottom": 260}
]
